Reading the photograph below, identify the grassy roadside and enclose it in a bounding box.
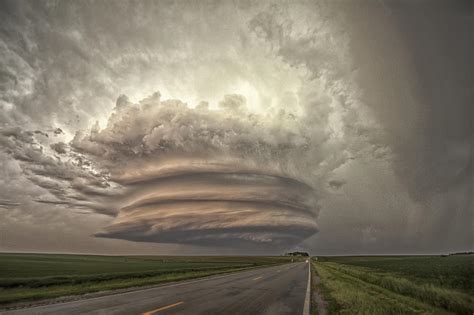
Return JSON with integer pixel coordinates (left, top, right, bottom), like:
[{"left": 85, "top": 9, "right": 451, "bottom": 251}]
[
  {"left": 310, "top": 262, "right": 328, "bottom": 315},
  {"left": 312, "top": 261, "right": 450, "bottom": 314},
  {"left": 311, "top": 256, "right": 473, "bottom": 315},
  {"left": 318, "top": 255, "right": 473, "bottom": 294},
  {"left": 322, "top": 262, "right": 473, "bottom": 314},
  {"left": 0, "top": 254, "right": 292, "bottom": 307}
]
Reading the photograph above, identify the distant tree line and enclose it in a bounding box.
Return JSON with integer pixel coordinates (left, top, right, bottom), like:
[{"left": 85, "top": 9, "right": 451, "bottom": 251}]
[
  {"left": 285, "top": 251, "right": 309, "bottom": 257},
  {"left": 441, "top": 251, "right": 473, "bottom": 257}
]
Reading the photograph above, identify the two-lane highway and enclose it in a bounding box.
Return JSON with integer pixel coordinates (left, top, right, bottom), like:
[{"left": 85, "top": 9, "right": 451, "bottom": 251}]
[{"left": 3, "top": 262, "right": 310, "bottom": 315}]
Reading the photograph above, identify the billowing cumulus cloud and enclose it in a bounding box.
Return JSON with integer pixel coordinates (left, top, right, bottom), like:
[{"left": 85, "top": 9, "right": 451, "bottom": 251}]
[{"left": 0, "top": 0, "right": 471, "bottom": 254}]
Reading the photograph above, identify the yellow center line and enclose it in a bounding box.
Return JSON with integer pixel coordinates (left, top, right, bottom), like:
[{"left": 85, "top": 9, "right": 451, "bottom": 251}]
[
  {"left": 253, "top": 276, "right": 263, "bottom": 280},
  {"left": 143, "top": 301, "right": 184, "bottom": 315}
]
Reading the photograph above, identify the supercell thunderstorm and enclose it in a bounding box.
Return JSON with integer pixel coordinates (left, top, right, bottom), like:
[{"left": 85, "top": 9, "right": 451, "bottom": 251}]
[
  {"left": 2, "top": 1, "right": 470, "bottom": 254},
  {"left": 0, "top": 1, "right": 380, "bottom": 249}
]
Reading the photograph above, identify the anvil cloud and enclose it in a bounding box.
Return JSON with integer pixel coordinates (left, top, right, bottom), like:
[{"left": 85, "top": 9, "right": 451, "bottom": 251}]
[{"left": 0, "top": 0, "right": 471, "bottom": 254}]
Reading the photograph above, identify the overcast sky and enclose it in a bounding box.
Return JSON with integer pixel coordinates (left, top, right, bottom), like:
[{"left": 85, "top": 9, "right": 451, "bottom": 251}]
[{"left": 0, "top": 0, "right": 472, "bottom": 255}]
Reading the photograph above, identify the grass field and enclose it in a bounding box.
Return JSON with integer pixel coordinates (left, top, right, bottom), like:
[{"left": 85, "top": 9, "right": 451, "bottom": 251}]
[
  {"left": 311, "top": 255, "right": 473, "bottom": 315},
  {"left": 0, "top": 253, "right": 292, "bottom": 306}
]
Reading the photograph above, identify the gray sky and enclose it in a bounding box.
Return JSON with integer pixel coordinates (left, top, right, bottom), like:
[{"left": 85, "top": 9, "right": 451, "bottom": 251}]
[{"left": 0, "top": 0, "right": 472, "bottom": 255}]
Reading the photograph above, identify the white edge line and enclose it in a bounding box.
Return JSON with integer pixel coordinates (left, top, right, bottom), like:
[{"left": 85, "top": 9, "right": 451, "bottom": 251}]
[{"left": 303, "top": 261, "right": 311, "bottom": 315}]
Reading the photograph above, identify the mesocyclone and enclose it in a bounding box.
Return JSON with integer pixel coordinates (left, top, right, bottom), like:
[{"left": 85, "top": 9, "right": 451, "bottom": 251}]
[
  {"left": 97, "top": 160, "right": 319, "bottom": 246},
  {"left": 70, "top": 93, "right": 322, "bottom": 248}
]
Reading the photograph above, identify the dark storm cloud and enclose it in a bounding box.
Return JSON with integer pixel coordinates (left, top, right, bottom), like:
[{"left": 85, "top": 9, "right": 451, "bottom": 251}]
[
  {"left": 314, "top": 0, "right": 473, "bottom": 253},
  {"left": 50, "top": 142, "right": 67, "bottom": 154},
  {"left": 328, "top": 179, "right": 346, "bottom": 190},
  {"left": 0, "top": 200, "right": 19, "bottom": 208}
]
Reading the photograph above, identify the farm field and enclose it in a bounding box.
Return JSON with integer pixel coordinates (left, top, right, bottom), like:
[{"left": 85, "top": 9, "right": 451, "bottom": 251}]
[
  {"left": 0, "top": 253, "right": 292, "bottom": 306},
  {"left": 311, "top": 255, "right": 473, "bottom": 315}
]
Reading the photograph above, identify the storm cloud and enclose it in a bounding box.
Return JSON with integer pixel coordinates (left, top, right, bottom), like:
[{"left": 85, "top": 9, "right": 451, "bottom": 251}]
[{"left": 0, "top": 0, "right": 471, "bottom": 254}]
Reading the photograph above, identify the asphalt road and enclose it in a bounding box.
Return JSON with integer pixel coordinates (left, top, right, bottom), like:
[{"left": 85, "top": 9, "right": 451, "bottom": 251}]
[{"left": 3, "top": 262, "right": 310, "bottom": 315}]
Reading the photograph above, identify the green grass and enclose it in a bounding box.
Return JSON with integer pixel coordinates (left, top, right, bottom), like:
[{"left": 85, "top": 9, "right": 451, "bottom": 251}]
[
  {"left": 0, "top": 253, "right": 292, "bottom": 306},
  {"left": 318, "top": 255, "right": 473, "bottom": 294},
  {"left": 312, "top": 255, "right": 474, "bottom": 315}
]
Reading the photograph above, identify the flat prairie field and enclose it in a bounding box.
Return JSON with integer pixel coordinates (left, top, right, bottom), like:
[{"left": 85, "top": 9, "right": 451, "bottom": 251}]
[
  {"left": 311, "top": 255, "right": 473, "bottom": 315},
  {"left": 0, "top": 253, "right": 293, "bottom": 306}
]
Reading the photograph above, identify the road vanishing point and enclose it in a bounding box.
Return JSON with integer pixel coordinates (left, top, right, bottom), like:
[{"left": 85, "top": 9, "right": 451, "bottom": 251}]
[{"left": 4, "top": 262, "right": 311, "bottom": 315}]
